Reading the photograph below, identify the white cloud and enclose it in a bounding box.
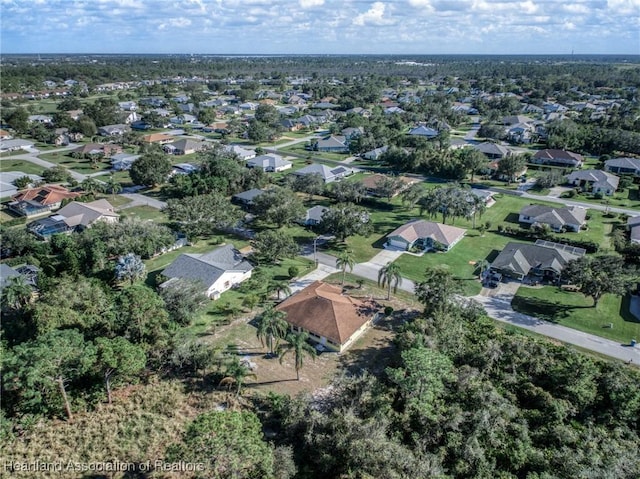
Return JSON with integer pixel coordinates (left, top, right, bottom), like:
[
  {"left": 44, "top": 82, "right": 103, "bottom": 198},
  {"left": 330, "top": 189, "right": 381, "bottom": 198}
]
[
  {"left": 562, "top": 4, "right": 591, "bottom": 14},
  {"left": 607, "top": 0, "right": 640, "bottom": 14},
  {"left": 158, "top": 17, "right": 192, "bottom": 30},
  {"left": 299, "top": 0, "right": 324, "bottom": 7},
  {"left": 520, "top": 0, "right": 538, "bottom": 14},
  {"left": 408, "top": 0, "right": 432, "bottom": 7},
  {"left": 353, "top": 2, "right": 394, "bottom": 26}
]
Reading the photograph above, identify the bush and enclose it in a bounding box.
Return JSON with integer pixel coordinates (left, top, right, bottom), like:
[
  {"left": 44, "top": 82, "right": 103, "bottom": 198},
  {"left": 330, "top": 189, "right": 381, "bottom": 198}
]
[
  {"left": 288, "top": 266, "right": 299, "bottom": 278},
  {"left": 594, "top": 192, "right": 604, "bottom": 200},
  {"left": 384, "top": 306, "right": 394, "bottom": 316}
]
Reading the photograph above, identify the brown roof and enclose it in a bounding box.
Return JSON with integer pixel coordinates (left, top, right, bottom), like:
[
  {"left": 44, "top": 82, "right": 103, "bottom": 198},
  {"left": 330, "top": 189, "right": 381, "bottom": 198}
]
[
  {"left": 142, "top": 133, "right": 174, "bottom": 143},
  {"left": 387, "top": 219, "right": 466, "bottom": 247},
  {"left": 12, "top": 185, "right": 80, "bottom": 206},
  {"left": 276, "top": 281, "right": 376, "bottom": 346}
]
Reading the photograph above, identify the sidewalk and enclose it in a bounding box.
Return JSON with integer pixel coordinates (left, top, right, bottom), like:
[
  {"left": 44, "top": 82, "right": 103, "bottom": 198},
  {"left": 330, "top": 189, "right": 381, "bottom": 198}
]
[{"left": 289, "top": 263, "right": 338, "bottom": 295}]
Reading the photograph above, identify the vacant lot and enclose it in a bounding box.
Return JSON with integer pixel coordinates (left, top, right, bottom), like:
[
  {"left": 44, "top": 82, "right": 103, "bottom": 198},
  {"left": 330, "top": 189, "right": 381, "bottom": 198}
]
[{"left": 512, "top": 286, "right": 640, "bottom": 344}]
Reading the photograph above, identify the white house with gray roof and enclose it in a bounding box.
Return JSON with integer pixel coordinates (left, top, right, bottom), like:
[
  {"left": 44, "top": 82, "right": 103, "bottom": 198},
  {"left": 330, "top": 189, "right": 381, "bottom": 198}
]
[
  {"left": 519, "top": 205, "right": 587, "bottom": 232},
  {"left": 566, "top": 170, "right": 620, "bottom": 196},
  {"left": 604, "top": 157, "right": 640, "bottom": 177},
  {"left": 628, "top": 216, "right": 640, "bottom": 245},
  {"left": 246, "top": 154, "right": 292, "bottom": 172},
  {"left": 293, "top": 163, "right": 353, "bottom": 183},
  {"left": 161, "top": 244, "right": 253, "bottom": 300}
]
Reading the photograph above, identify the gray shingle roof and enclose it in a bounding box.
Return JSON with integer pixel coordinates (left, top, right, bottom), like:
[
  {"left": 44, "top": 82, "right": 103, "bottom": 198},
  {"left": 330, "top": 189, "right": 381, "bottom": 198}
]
[
  {"left": 491, "top": 241, "right": 582, "bottom": 277},
  {"left": 520, "top": 205, "right": 586, "bottom": 228},
  {"left": 162, "top": 244, "right": 253, "bottom": 289}
]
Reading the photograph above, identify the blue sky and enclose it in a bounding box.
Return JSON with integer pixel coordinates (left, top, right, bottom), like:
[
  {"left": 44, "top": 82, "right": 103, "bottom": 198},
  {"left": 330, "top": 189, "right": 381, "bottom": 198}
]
[{"left": 1, "top": 0, "right": 639, "bottom": 55}]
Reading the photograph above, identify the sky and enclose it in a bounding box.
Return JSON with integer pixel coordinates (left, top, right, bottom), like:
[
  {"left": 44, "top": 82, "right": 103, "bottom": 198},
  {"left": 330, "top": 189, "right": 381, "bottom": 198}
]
[{"left": 1, "top": 0, "right": 639, "bottom": 55}]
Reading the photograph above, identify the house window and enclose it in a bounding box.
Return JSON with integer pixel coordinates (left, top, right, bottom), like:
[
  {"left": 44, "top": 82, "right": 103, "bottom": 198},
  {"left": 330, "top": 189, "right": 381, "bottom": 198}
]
[{"left": 224, "top": 281, "right": 230, "bottom": 288}]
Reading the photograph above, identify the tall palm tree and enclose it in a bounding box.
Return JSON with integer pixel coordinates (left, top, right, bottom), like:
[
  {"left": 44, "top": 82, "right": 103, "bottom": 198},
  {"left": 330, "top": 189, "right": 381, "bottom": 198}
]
[
  {"left": 81, "top": 176, "right": 102, "bottom": 195},
  {"left": 218, "top": 356, "right": 257, "bottom": 397},
  {"left": 335, "top": 250, "right": 355, "bottom": 285},
  {"left": 278, "top": 331, "right": 316, "bottom": 381},
  {"left": 475, "top": 259, "right": 490, "bottom": 279},
  {"left": 1, "top": 276, "right": 32, "bottom": 311},
  {"left": 256, "top": 305, "right": 289, "bottom": 355},
  {"left": 105, "top": 174, "right": 122, "bottom": 199},
  {"left": 270, "top": 280, "right": 291, "bottom": 300},
  {"left": 378, "top": 261, "right": 403, "bottom": 300}
]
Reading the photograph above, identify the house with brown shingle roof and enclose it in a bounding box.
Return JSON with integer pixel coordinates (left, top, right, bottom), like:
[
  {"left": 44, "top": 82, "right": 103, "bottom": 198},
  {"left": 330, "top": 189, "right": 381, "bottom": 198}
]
[
  {"left": 532, "top": 149, "right": 584, "bottom": 168},
  {"left": 141, "top": 133, "right": 175, "bottom": 144},
  {"left": 385, "top": 219, "right": 466, "bottom": 252},
  {"left": 360, "top": 174, "right": 418, "bottom": 198},
  {"left": 9, "top": 185, "right": 81, "bottom": 217},
  {"left": 276, "top": 281, "right": 379, "bottom": 353}
]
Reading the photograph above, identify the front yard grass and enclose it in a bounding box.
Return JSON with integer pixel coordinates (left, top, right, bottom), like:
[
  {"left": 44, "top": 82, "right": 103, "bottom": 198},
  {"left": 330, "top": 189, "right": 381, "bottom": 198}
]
[
  {"left": 0, "top": 159, "right": 46, "bottom": 176},
  {"left": 119, "top": 205, "right": 168, "bottom": 222},
  {"left": 512, "top": 286, "right": 640, "bottom": 344}
]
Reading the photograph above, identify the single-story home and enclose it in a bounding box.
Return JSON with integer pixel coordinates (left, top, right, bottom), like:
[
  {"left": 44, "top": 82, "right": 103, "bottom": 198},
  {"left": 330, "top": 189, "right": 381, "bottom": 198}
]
[
  {"left": 473, "top": 142, "right": 511, "bottom": 160},
  {"left": 232, "top": 188, "right": 267, "bottom": 208},
  {"left": 9, "top": 185, "right": 81, "bottom": 217},
  {"left": 172, "top": 163, "right": 199, "bottom": 175},
  {"left": 628, "top": 216, "right": 640, "bottom": 245},
  {"left": 360, "top": 174, "right": 418, "bottom": 198},
  {"left": 27, "top": 199, "right": 119, "bottom": 239},
  {"left": 315, "top": 135, "right": 349, "bottom": 153},
  {"left": 361, "top": 146, "right": 389, "bottom": 161},
  {"left": 532, "top": 149, "right": 584, "bottom": 168},
  {"left": 298, "top": 205, "right": 328, "bottom": 226},
  {"left": 246, "top": 154, "right": 292, "bottom": 172},
  {"left": 0, "top": 172, "right": 43, "bottom": 199},
  {"left": 518, "top": 204, "right": 587, "bottom": 232},
  {"left": 469, "top": 189, "right": 496, "bottom": 208},
  {"left": 276, "top": 281, "right": 379, "bottom": 353},
  {"left": 73, "top": 143, "right": 123, "bottom": 158},
  {"left": 385, "top": 219, "right": 466, "bottom": 252},
  {"left": 490, "top": 240, "right": 585, "bottom": 282},
  {"left": 161, "top": 244, "right": 253, "bottom": 300},
  {"left": 604, "top": 157, "right": 640, "bottom": 177},
  {"left": 0, "top": 139, "right": 35, "bottom": 153},
  {"left": 566, "top": 170, "right": 620, "bottom": 196},
  {"left": 163, "top": 139, "right": 207, "bottom": 155},
  {"left": 408, "top": 125, "right": 438, "bottom": 138},
  {"left": 141, "top": 133, "right": 175, "bottom": 145},
  {"left": 0, "top": 263, "right": 38, "bottom": 292},
  {"left": 224, "top": 144, "right": 256, "bottom": 160},
  {"left": 293, "top": 163, "right": 353, "bottom": 183},
  {"left": 110, "top": 153, "right": 140, "bottom": 171},
  {"left": 98, "top": 124, "right": 128, "bottom": 136}
]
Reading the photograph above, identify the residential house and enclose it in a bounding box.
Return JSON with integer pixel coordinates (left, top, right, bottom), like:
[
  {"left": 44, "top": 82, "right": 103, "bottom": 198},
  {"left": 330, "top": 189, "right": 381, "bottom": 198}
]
[
  {"left": 385, "top": 219, "right": 466, "bottom": 252},
  {"left": 110, "top": 153, "right": 140, "bottom": 171},
  {"left": 519, "top": 205, "right": 587, "bottom": 232},
  {"left": 360, "top": 174, "right": 417, "bottom": 198},
  {"left": 604, "top": 157, "right": 640, "bottom": 177},
  {"left": 0, "top": 129, "right": 13, "bottom": 140},
  {"left": 98, "top": 124, "right": 129, "bottom": 137},
  {"left": 163, "top": 139, "right": 207, "bottom": 155},
  {"left": 276, "top": 281, "right": 379, "bottom": 353},
  {"left": 566, "top": 170, "right": 620, "bottom": 195},
  {"left": 490, "top": 240, "right": 585, "bottom": 282},
  {"left": 293, "top": 164, "right": 353, "bottom": 183},
  {"left": 298, "top": 205, "right": 328, "bottom": 226},
  {"left": 72, "top": 143, "right": 123, "bottom": 158},
  {"left": 469, "top": 189, "right": 496, "bottom": 208},
  {"left": 28, "top": 199, "right": 119, "bottom": 239},
  {"left": 0, "top": 172, "right": 43, "bottom": 199},
  {"left": 628, "top": 216, "right": 640, "bottom": 245},
  {"left": 507, "top": 122, "right": 535, "bottom": 144},
  {"left": 246, "top": 154, "right": 292, "bottom": 172},
  {"left": 341, "top": 127, "right": 364, "bottom": 140},
  {"left": 408, "top": 125, "right": 438, "bottom": 138},
  {"left": 532, "top": 149, "right": 584, "bottom": 168},
  {"left": 315, "top": 135, "right": 349, "bottom": 153},
  {"left": 361, "top": 146, "right": 389, "bottom": 161},
  {"left": 141, "top": 133, "right": 175, "bottom": 145},
  {"left": 474, "top": 142, "right": 511, "bottom": 160},
  {"left": 130, "top": 120, "right": 152, "bottom": 131},
  {"left": 172, "top": 163, "right": 199, "bottom": 175},
  {"left": 118, "top": 101, "right": 138, "bottom": 111},
  {"left": 232, "top": 188, "right": 267, "bottom": 208},
  {"left": 0, "top": 263, "right": 38, "bottom": 292},
  {"left": 28, "top": 114, "right": 53, "bottom": 124},
  {"left": 502, "top": 115, "right": 534, "bottom": 126},
  {"left": 224, "top": 144, "right": 256, "bottom": 160},
  {"left": 9, "top": 185, "right": 81, "bottom": 217},
  {"left": 0, "top": 139, "right": 35, "bottom": 153},
  {"left": 161, "top": 244, "right": 253, "bottom": 300}
]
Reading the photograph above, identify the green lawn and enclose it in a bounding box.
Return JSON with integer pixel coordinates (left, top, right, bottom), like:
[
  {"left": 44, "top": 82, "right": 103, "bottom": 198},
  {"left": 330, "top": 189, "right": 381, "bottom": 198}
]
[
  {"left": 38, "top": 151, "right": 112, "bottom": 174},
  {"left": 0, "top": 159, "right": 45, "bottom": 175},
  {"left": 564, "top": 188, "right": 640, "bottom": 210},
  {"left": 512, "top": 286, "right": 640, "bottom": 344},
  {"left": 119, "top": 205, "right": 168, "bottom": 222}
]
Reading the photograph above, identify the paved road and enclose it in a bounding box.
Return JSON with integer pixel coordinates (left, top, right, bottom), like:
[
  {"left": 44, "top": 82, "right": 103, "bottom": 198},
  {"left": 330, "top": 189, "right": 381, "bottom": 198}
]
[{"left": 473, "top": 294, "right": 640, "bottom": 364}]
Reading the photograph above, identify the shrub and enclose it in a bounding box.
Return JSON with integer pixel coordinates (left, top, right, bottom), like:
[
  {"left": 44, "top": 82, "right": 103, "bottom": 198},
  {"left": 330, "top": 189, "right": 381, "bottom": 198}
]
[
  {"left": 288, "top": 265, "right": 299, "bottom": 278},
  {"left": 594, "top": 191, "right": 604, "bottom": 200},
  {"left": 384, "top": 306, "right": 394, "bottom": 316}
]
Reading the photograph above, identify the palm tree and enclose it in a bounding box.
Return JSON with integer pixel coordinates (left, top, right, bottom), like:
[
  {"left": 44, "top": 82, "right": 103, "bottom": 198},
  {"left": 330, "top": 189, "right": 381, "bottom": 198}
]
[
  {"left": 470, "top": 193, "right": 487, "bottom": 229},
  {"left": 105, "top": 174, "right": 122, "bottom": 199},
  {"left": 255, "top": 305, "right": 289, "bottom": 355},
  {"left": 1, "top": 276, "right": 32, "bottom": 311},
  {"left": 270, "top": 280, "right": 291, "bottom": 300},
  {"left": 378, "top": 261, "right": 403, "bottom": 300},
  {"left": 278, "top": 331, "right": 316, "bottom": 381},
  {"left": 475, "top": 259, "right": 490, "bottom": 279},
  {"left": 114, "top": 253, "right": 146, "bottom": 284},
  {"left": 335, "top": 250, "right": 355, "bottom": 285},
  {"left": 218, "top": 356, "right": 257, "bottom": 397},
  {"left": 81, "top": 176, "right": 102, "bottom": 195}
]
